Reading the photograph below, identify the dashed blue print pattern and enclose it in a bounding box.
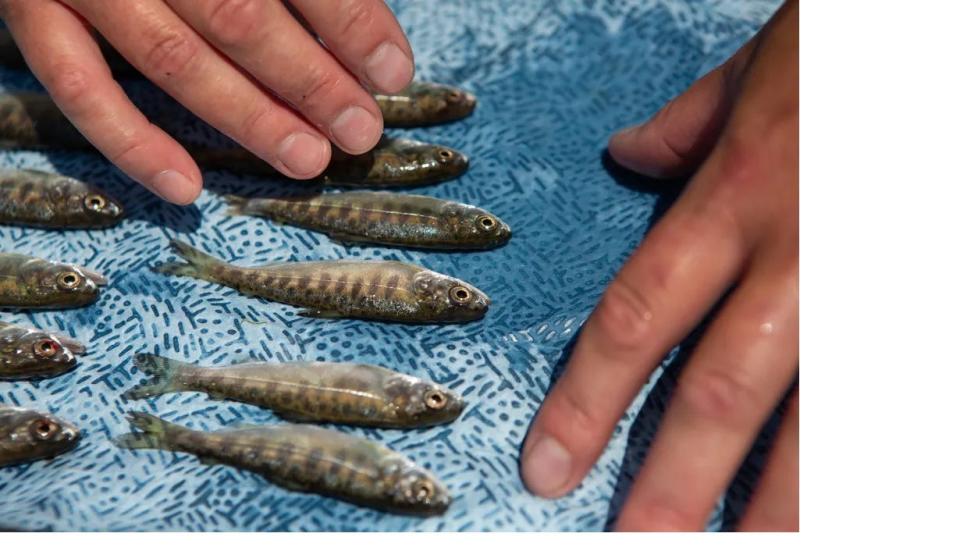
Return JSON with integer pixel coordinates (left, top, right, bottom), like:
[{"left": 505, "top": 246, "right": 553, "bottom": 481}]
[{"left": 0, "top": 0, "right": 781, "bottom": 531}]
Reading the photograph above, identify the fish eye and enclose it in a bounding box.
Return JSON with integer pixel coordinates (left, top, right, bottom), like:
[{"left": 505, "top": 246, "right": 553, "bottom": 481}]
[
  {"left": 84, "top": 194, "right": 106, "bottom": 211},
  {"left": 436, "top": 148, "right": 455, "bottom": 163},
  {"left": 425, "top": 390, "right": 448, "bottom": 410},
  {"left": 33, "top": 339, "right": 60, "bottom": 358},
  {"left": 477, "top": 215, "right": 497, "bottom": 231},
  {"left": 449, "top": 285, "right": 472, "bottom": 305},
  {"left": 447, "top": 90, "right": 462, "bottom": 102},
  {"left": 415, "top": 481, "right": 435, "bottom": 502},
  {"left": 30, "top": 418, "right": 59, "bottom": 441},
  {"left": 57, "top": 271, "right": 82, "bottom": 289}
]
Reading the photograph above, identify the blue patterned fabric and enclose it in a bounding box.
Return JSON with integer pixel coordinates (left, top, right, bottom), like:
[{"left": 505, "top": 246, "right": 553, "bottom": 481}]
[{"left": 0, "top": 0, "right": 780, "bottom": 531}]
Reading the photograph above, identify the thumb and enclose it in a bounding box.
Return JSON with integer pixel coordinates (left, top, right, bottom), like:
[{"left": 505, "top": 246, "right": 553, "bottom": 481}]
[{"left": 609, "top": 38, "right": 758, "bottom": 178}]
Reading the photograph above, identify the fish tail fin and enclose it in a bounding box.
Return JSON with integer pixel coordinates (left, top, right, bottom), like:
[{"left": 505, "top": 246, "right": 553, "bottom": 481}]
[
  {"left": 123, "top": 354, "right": 194, "bottom": 400},
  {"left": 113, "top": 412, "right": 180, "bottom": 451},
  {"left": 153, "top": 239, "right": 223, "bottom": 279},
  {"left": 223, "top": 195, "right": 249, "bottom": 216}
]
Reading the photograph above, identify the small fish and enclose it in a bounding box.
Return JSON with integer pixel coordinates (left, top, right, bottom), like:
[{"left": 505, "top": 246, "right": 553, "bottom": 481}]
[
  {"left": 0, "top": 321, "right": 85, "bottom": 380},
  {"left": 224, "top": 191, "right": 511, "bottom": 250},
  {"left": 124, "top": 354, "right": 465, "bottom": 428},
  {"left": 375, "top": 81, "right": 477, "bottom": 127},
  {"left": 0, "top": 169, "right": 124, "bottom": 229},
  {"left": 191, "top": 136, "right": 469, "bottom": 188},
  {"left": 153, "top": 239, "right": 489, "bottom": 323},
  {"left": 115, "top": 412, "right": 452, "bottom": 515},
  {"left": 0, "top": 405, "right": 81, "bottom": 467},
  {"left": 0, "top": 253, "right": 106, "bottom": 309}
]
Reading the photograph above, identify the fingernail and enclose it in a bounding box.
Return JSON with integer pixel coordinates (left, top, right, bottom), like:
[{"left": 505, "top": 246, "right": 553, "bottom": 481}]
[
  {"left": 150, "top": 170, "right": 199, "bottom": 205},
  {"left": 522, "top": 435, "right": 573, "bottom": 497},
  {"left": 277, "top": 132, "right": 329, "bottom": 177},
  {"left": 330, "top": 106, "right": 381, "bottom": 153},
  {"left": 365, "top": 42, "right": 414, "bottom": 93}
]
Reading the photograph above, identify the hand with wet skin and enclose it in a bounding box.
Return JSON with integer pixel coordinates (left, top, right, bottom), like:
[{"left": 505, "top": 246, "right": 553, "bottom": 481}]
[
  {"left": 521, "top": 0, "right": 798, "bottom": 531},
  {"left": 0, "top": 0, "right": 414, "bottom": 204}
]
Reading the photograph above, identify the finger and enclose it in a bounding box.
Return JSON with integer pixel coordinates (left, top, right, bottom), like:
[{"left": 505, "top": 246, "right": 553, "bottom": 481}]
[
  {"left": 3, "top": 0, "right": 201, "bottom": 204},
  {"left": 289, "top": 0, "right": 414, "bottom": 93},
  {"left": 520, "top": 176, "right": 748, "bottom": 498},
  {"left": 614, "top": 259, "right": 798, "bottom": 532},
  {"left": 64, "top": 0, "right": 333, "bottom": 178},
  {"left": 608, "top": 37, "right": 758, "bottom": 178},
  {"left": 738, "top": 390, "right": 799, "bottom": 532},
  {"left": 165, "top": 0, "right": 384, "bottom": 154}
]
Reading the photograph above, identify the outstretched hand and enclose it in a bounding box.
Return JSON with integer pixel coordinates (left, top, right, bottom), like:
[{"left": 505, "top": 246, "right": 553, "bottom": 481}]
[
  {"left": 521, "top": 0, "right": 798, "bottom": 531},
  {"left": 0, "top": 0, "right": 413, "bottom": 204}
]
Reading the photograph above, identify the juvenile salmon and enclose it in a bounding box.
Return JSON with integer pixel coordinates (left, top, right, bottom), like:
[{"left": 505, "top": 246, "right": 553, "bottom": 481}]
[
  {"left": 0, "top": 169, "right": 124, "bottom": 229},
  {"left": 375, "top": 81, "right": 477, "bottom": 127},
  {"left": 192, "top": 137, "right": 469, "bottom": 188},
  {"left": 0, "top": 321, "right": 85, "bottom": 380},
  {"left": 0, "top": 253, "right": 106, "bottom": 309},
  {"left": 153, "top": 239, "right": 489, "bottom": 323},
  {"left": 124, "top": 354, "right": 464, "bottom": 428},
  {"left": 224, "top": 191, "right": 510, "bottom": 250},
  {"left": 115, "top": 412, "right": 452, "bottom": 515},
  {"left": 0, "top": 405, "right": 81, "bottom": 467}
]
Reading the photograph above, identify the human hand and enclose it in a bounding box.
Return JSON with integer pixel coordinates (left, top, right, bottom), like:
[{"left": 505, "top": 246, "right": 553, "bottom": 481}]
[
  {"left": 520, "top": 0, "right": 798, "bottom": 531},
  {"left": 0, "top": 0, "right": 414, "bottom": 204}
]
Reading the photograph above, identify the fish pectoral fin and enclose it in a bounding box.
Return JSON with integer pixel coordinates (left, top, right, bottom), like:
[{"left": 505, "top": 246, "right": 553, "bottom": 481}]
[
  {"left": 297, "top": 309, "right": 345, "bottom": 319},
  {"left": 197, "top": 455, "right": 224, "bottom": 467},
  {"left": 266, "top": 475, "right": 311, "bottom": 494}
]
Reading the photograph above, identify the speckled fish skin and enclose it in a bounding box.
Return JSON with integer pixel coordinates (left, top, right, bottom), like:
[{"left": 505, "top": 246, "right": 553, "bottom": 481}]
[
  {"left": 124, "top": 354, "right": 465, "bottom": 428},
  {"left": 225, "top": 191, "right": 511, "bottom": 250},
  {"left": 0, "top": 321, "right": 85, "bottom": 380},
  {"left": 0, "top": 406, "right": 81, "bottom": 467},
  {"left": 191, "top": 137, "right": 469, "bottom": 188},
  {"left": 115, "top": 412, "right": 452, "bottom": 515},
  {"left": 375, "top": 81, "right": 477, "bottom": 127},
  {"left": 153, "top": 239, "right": 490, "bottom": 323},
  {"left": 0, "top": 93, "right": 89, "bottom": 150},
  {"left": 0, "top": 169, "right": 124, "bottom": 229},
  {"left": 0, "top": 253, "right": 106, "bottom": 309}
]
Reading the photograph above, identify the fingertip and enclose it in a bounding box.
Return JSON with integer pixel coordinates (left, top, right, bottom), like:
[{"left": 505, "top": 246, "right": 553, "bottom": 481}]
[
  {"left": 330, "top": 106, "right": 383, "bottom": 154},
  {"left": 520, "top": 427, "right": 575, "bottom": 499},
  {"left": 148, "top": 168, "right": 203, "bottom": 206},
  {"left": 275, "top": 131, "right": 332, "bottom": 178},
  {"left": 364, "top": 41, "right": 414, "bottom": 93}
]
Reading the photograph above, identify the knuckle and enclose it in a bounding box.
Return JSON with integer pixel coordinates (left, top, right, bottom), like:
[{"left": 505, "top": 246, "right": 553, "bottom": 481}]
[
  {"left": 337, "top": 0, "right": 375, "bottom": 37},
  {"left": 677, "top": 366, "right": 763, "bottom": 428},
  {"left": 293, "top": 65, "right": 343, "bottom": 109},
  {"left": 554, "top": 386, "right": 603, "bottom": 436},
  {"left": 592, "top": 279, "right": 655, "bottom": 349},
  {"left": 45, "top": 63, "right": 92, "bottom": 104},
  {"left": 233, "top": 99, "right": 272, "bottom": 144},
  {"left": 109, "top": 134, "right": 151, "bottom": 168},
  {"left": 141, "top": 28, "right": 199, "bottom": 79},
  {"left": 206, "top": 0, "right": 263, "bottom": 47}
]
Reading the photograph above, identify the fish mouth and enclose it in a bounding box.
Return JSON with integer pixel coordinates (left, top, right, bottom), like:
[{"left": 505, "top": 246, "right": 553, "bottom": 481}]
[
  {"left": 78, "top": 267, "right": 108, "bottom": 286},
  {"left": 52, "top": 333, "right": 87, "bottom": 355}
]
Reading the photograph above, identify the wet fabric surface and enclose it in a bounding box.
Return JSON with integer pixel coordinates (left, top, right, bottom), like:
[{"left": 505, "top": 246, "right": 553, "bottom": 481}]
[{"left": 0, "top": 0, "right": 780, "bottom": 531}]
